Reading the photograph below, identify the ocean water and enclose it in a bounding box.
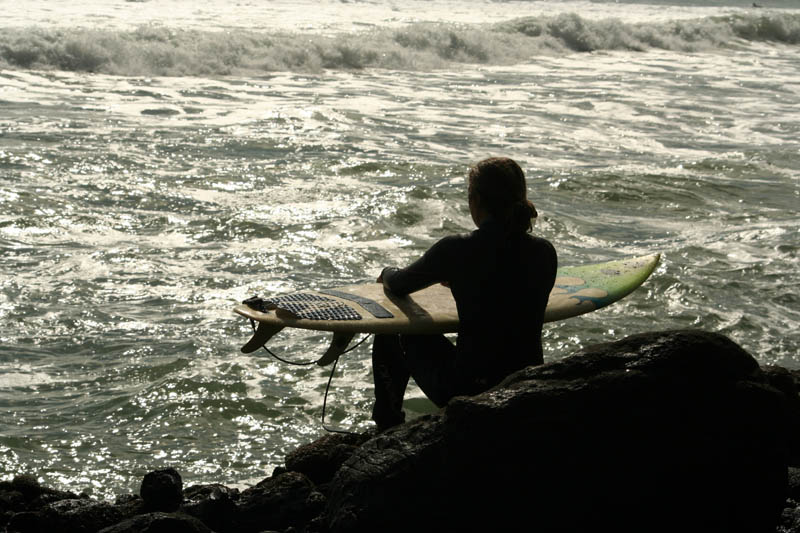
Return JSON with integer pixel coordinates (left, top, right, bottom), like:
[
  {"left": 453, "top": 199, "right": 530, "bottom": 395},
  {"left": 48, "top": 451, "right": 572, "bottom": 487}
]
[{"left": 1, "top": 0, "right": 799, "bottom": 498}]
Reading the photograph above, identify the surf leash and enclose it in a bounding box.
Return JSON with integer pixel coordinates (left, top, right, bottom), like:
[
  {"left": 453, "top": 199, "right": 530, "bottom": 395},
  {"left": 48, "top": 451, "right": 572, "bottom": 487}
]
[
  {"left": 247, "top": 318, "right": 371, "bottom": 434},
  {"left": 320, "top": 333, "right": 372, "bottom": 435}
]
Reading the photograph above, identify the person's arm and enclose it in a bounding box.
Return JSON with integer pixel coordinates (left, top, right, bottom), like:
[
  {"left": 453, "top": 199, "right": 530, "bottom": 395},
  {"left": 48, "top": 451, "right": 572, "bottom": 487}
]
[{"left": 377, "top": 238, "right": 454, "bottom": 296}]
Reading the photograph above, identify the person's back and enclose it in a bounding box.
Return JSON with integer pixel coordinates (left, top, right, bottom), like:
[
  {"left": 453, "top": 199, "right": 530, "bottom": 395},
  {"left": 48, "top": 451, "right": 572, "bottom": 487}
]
[
  {"left": 448, "top": 223, "right": 556, "bottom": 391},
  {"left": 371, "top": 156, "right": 557, "bottom": 429},
  {"left": 389, "top": 216, "right": 556, "bottom": 395}
]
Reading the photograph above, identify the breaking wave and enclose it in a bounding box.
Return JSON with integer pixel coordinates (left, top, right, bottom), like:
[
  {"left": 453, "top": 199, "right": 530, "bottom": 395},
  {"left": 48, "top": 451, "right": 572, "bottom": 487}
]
[{"left": 0, "top": 12, "right": 798, "bottom": 75}]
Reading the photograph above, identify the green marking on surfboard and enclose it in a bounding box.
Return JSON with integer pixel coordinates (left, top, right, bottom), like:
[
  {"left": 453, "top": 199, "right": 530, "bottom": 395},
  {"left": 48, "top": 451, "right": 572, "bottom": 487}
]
[{"left": 548, "top": 254, "right": 660, "bottom": 319}]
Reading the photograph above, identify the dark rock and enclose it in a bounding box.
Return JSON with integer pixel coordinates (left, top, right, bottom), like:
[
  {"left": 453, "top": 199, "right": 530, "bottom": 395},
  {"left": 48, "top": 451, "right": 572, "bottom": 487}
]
[
  {"left": 285, "top": 432, "right": 371, "bottom": 486},
  {"left": 5, "top": 498, "right": 125, "bottom": 533},
  {"left": 0, "top": 490, "right": 25, "bottom": 513},
  {"left": 0, "top": 474, "right": 82, "bottom": 517},
  {"left": 181, "top": 484, "right": 239, "bottom": 532},
  {"left": 114, "top": 494, "right": 140, "bottom": 506},
  {"left": 323, "top": 416, "right": 446, "bottom": 533},
  {"left": 111, "top": 493, "right": 146, "bottom": 518},
  {"left": 763, "top": 365, "right": 800, "bottom": 466},
  {"left": 183, "top": 483, "right": 240, "bottom": 502},
  {"left": 0, "top": 475, "right": 77, "bottom": 519},
  {"left": 31, "top": 487, "right": 84, "bottom": 509},
  {"left": 96, "top": 511, "right": 213, "bottom": 533},
  {"left": 789, "top": 467, "right": 800, "bottom": 502},
  {"left": 4, "top": 511, "right": 38, "bottom": 532},
  {"left": 325, "top": 330, "right": 794, "bottom": 533},
  {"left": 1, "top": 511, "right": 13, "bottom": 530},
  {"left": 140, "top": 468, "right": 183, "bottom": 512},
  {"left": 235, "top": 471, "right": 326, "bottom": 533},
  {"left": 10, "top": 475, "right": 41, "bottom": 501},
  {"left": 780, "top": 503, "right": 800, "bottom": 533}
]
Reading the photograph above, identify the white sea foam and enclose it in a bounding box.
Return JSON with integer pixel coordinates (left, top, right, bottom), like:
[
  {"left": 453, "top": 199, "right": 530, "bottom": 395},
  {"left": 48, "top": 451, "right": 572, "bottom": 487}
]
[{"left": 1, "top": 10, "right": 798, "bottom": 75}]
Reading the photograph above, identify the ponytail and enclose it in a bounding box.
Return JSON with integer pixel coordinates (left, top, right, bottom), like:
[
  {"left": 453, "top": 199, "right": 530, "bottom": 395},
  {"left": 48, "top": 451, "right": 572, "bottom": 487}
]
[
  {"left": 468, "top": 157, "right": 537, "bottom": 235},
  {"left": 507, "top": 199, "right": 538, "bottom": 234}
]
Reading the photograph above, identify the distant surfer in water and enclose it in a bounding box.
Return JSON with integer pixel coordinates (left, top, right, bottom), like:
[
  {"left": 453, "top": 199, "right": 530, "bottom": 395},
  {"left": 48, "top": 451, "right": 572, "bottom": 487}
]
[{"left": 372, "top": 157, "right": 557, "bottom": 430}]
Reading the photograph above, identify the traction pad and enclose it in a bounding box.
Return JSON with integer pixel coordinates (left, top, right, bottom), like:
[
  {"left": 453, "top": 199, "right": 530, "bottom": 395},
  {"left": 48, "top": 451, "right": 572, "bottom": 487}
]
[
  {"left": 319, "top": 289, "right": 394, "bottom": 318},
  {"left": 244, "top": 293, "right": 362, "bottom": 321}
]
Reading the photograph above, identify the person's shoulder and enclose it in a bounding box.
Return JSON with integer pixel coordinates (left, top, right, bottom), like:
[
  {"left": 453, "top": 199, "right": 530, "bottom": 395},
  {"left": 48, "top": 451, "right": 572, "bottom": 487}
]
[
  {"left": 417, "top": 233, "right": 468, "bottom": 260},
  {"left": 523, "top": 234, "right": 558, "bottom": 261},
  {"left": 432, "top": 232, "right": 471, "bottom": 248},
  {"left": 524, "top": 233, "right": 556, "bottom": 250}
]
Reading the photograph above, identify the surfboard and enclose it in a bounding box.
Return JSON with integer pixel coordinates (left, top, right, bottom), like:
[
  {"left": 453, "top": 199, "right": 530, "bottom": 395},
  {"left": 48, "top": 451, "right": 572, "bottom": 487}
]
[{"left": 234, "top": 253, "right": 660, "bottom": 365}]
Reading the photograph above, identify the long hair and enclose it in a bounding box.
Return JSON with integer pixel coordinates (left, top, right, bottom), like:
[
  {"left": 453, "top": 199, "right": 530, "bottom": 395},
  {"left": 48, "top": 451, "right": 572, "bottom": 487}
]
[{"left": 468, "top": 157, "right": 537, "bottom": 234}]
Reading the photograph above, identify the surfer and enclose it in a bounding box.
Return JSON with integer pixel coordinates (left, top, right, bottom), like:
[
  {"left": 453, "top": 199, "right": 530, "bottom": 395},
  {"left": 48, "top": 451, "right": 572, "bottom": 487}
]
[{"left": 372, "top": 157, "right": 558, "bottom": 430}]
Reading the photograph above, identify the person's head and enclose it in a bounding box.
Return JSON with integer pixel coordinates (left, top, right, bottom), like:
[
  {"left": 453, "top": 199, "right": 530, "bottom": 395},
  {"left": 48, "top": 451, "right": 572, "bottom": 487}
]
[{"left": 467, "top": 157, "right": 538, "bottom": 233}]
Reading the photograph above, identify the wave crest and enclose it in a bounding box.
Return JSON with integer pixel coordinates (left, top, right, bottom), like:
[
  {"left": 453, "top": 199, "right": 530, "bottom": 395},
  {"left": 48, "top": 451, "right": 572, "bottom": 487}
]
[{"left": 0, "top": 12, "right": 798, "bottom": 76}]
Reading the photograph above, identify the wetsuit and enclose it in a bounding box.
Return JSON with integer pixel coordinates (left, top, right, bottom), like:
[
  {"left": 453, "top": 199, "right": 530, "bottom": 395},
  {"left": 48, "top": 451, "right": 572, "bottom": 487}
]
[{"left": 372, "top": 217, "right": 557, "bottom": 429}]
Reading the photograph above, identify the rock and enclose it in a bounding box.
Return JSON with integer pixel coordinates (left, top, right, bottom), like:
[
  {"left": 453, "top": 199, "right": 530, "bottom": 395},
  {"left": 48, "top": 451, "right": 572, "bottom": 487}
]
[
  {"left": 790, "top": 467, "right": 800, "bottom": 501},
  {"left": 285, "top": 432, "right": 371, "bottom": 486},
  {"left": 235, "top": 471, "right": 326, "bottom": 533},
  {"left": 762, "top": 366, "right": 800, "bottom": 466},
  {"left": 31, "top": 488, "right": 85, "bottom": 509},
  {"left": 780, "top": 503, "right": 800, "bottom": 533},
  {"left": 1, "top": 476, "right": 81, "bottom": 532},
  {"left": 323, "top": 416, "right": 446, "bottom": 533},
  {"left": 0, "top": 489, "right": 26, "bottom": 514},
  {"left": 0, "top": 511, "right": 12, "bottom": 531},
  {"left": 5, "top": 498, "right": 125, "bottom": 533},
  {"left": 111, "top": 493, "right": 146, "bottom": 519},
  {"left": 140, "top": 468, "right": 183, "bottom": 512},
  {"left": 10, "top": 475, "right": 41, "bottom": 501},
  {"left": 96, "top": 512, "right": 213, "bottom": 533},
  {"left": 181, "top": 484, "right": 239, "bottom": 533},
  {"left": 324, "top": 330, "right": 794, "bottom": 533}
]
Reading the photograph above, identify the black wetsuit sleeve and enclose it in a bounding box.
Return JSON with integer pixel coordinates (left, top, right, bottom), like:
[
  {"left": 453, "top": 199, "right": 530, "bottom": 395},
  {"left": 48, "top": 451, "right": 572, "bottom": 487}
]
[{"left": 380, "top": 237, "right": 455, "bottom": 296}]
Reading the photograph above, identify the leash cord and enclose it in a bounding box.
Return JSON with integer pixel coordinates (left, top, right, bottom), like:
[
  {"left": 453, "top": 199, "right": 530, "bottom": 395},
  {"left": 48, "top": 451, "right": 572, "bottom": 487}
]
[
  {"left": 248, "top": 319, "right": 371, "bottom": 434},
  {"left": 320, "top": 333, "right": 372, "bottom": 435}
]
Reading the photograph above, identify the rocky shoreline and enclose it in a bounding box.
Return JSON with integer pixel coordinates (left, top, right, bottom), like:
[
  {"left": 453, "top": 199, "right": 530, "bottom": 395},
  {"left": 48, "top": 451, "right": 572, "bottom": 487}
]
[{"left": 3, "top": 330, "right": 800, "bottom": 533}]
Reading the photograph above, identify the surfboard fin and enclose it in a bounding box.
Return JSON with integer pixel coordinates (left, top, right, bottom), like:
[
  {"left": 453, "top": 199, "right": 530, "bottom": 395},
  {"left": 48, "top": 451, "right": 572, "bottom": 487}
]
[
  {"left": 317, "top": 332, "right": 355, "bottom": 367},
  {"left": 241, "top": 322, "right": 285, "bottom": 353}
]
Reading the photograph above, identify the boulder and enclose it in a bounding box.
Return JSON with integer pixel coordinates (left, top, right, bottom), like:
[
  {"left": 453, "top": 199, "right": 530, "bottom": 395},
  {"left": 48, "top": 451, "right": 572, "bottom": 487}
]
[
  {"left": 140, "top": 468, "right": 183, "bottom": 512},
  {"left": 285, "top": 432, "right": 372, "bottom": 486},
  {"left": 0, "top": 474, "right": 80, "bottom": 514},
  {"left": 180, "top": 484, "right": 239, "bottom": 533},
  {"left": 234, "top": 471, "right": 326, "bottom": 532},
  {"left": 5, "top": 498, "right": 126, "bottom": 533},
  {"left": 325, "top": 330, "right": 795, "bottom": 533},
  {"left": 9, "top": 475, "right": 40, "bottom": 502},
  {"left": 96, "top": 512, "right": 212, "bottom": 533}
]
